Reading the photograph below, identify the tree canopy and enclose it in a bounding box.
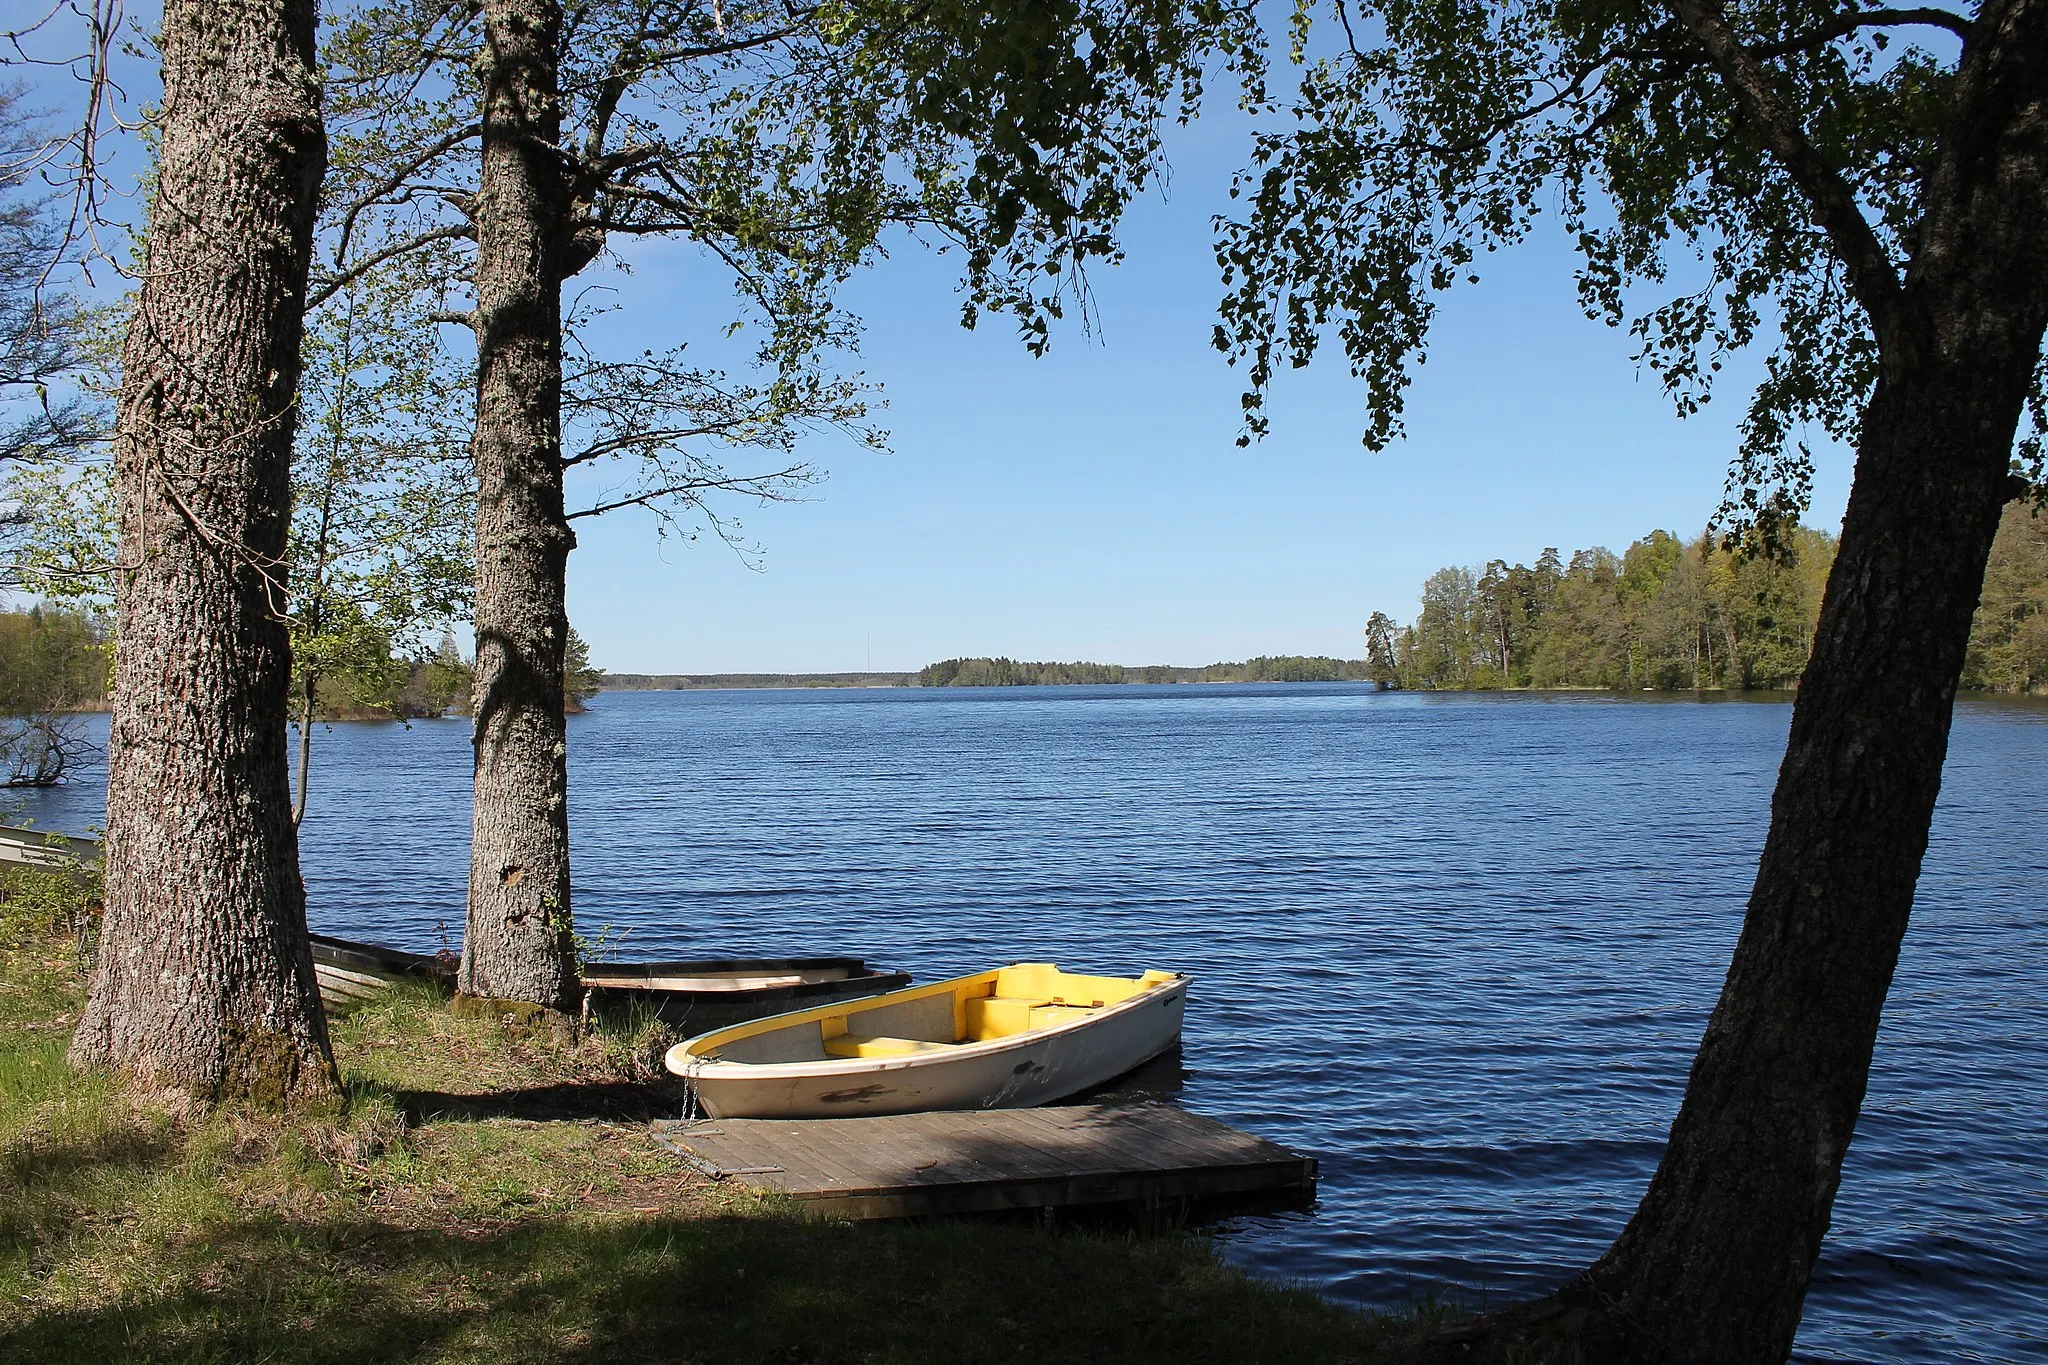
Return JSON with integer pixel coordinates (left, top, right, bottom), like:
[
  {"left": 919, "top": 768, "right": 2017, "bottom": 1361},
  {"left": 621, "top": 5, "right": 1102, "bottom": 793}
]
[{"left": 1215, "top": 1, "right": 2041, "bottom": 533}]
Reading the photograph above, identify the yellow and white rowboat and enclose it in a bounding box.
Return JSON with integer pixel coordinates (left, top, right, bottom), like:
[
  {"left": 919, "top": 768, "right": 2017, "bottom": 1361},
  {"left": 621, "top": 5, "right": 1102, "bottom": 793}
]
[{"left": 664, "top": 962, "right": 1187, "bottom": 1118}]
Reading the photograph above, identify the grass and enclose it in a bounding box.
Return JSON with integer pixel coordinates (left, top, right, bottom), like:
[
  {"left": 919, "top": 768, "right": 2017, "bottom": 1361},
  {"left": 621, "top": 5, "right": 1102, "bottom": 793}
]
[{"left": 0, "top": 869, "right": 1433, "bottom": 1363}]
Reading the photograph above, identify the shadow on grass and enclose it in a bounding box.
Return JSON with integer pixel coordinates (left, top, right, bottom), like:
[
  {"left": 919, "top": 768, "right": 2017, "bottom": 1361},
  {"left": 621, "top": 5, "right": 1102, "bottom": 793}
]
[
  {"left": 0, "top": 1207, "right": 1406, "bottom": 1365},
  {"left": 0, "top": 1116, "right": 178, "bottom": 1198},
  {"left": 389, "top": 1079, "right": 687, "bottom": 1124}
]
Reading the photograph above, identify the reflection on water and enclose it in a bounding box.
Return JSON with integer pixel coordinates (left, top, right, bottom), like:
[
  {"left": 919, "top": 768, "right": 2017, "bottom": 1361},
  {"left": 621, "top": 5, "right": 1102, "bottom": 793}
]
[
  {"left": 1078, "top": 1045, "right": 1188, "bottom": 1108},
  {"left": 15, "top": 686, "right": 2047, "bottom": 1364}
]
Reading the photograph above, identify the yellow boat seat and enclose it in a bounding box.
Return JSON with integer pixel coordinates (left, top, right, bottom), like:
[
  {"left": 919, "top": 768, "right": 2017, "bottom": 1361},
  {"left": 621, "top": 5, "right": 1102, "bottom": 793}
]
[
  {"left": 823, "top": 1033, "right": 956, "bottom": 1059},
  {"left": 1029, "top": 1004, "right": 1096, "bottom": 1030},
  {"left": 964, "top": 995, "right": 1101, "bottom": 1040},
  {"left": 964, "top": 995, "right": 1037, "bottom": 1039}
]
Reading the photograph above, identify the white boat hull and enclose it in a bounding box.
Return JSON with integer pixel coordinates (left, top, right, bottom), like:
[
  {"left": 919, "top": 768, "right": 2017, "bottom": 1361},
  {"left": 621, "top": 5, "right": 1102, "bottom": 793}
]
[{"left": 671, "top": 970, "right": 1187, "bottom": 1119}]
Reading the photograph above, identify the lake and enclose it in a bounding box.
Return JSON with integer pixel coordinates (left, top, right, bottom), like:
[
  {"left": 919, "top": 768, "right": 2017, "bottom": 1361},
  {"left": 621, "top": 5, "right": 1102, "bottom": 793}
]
[{"left": 16, "top": 685, "right": 2047, "bottom": 1363}]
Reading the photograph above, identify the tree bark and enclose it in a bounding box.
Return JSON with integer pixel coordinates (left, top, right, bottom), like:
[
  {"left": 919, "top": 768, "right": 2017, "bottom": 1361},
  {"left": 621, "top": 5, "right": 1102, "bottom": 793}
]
[
  {"left": 1571, "top": 364, "right": 2032, "bottom": 1364},
  {"left": 458, "top": 0, "right": 579, "bottom": 1010},
  {"left": 293, "top": 674, "right": 316, "bottom": 827},
  {"left": 1567, "top": 10, "right": 2048, "bottom": 1359},
  {"left": 69, "top": 0, "right": 336, "bottom": 1102}
]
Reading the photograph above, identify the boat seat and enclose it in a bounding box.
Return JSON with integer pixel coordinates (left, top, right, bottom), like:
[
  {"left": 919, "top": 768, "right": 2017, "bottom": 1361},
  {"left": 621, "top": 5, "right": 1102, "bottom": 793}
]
[
  {"left": 823, "top": 1033, "right": 955, "bottom": 1059},
  {"left": 965, "top": 995, "right": 1100, "bottom": 1040}
]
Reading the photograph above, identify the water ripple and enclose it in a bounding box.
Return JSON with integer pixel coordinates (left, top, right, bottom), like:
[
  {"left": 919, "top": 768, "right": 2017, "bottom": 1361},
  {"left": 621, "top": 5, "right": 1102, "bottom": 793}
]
[{"left": 15, "top": 685, "right": 2045, "bottom": 1362}]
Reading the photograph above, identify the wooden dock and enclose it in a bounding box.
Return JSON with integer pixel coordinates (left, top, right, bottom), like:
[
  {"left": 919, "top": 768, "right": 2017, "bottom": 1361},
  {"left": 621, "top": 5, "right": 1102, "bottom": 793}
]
[{"left": 648, "top": 1103, "right": 1316, "bottom": 1219}]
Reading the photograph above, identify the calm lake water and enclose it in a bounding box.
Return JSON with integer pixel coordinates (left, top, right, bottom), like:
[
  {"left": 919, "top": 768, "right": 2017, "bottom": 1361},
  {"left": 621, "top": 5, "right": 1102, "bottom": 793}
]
[{"left": 18, "top": 685, "right": 2047, "bottom": 1363}]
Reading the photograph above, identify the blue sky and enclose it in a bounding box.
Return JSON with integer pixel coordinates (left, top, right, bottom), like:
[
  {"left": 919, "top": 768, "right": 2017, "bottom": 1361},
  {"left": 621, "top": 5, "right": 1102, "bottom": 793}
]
[
  {"left": 13, "top": 14, "right": 1857, "bottom": 676},
  {"left": 567, "top": 115, "right": 1855, "bottom": 675}
]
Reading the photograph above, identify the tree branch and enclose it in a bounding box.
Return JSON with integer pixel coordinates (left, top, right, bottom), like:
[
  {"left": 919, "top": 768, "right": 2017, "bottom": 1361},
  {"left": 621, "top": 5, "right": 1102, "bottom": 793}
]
[
  {"left": 1666, "top": 0, "right": 1910, "bottom": 351},
  {"left": 307, "top": 223, "right": 475, "bottom": 310},
  {"left": 566, "top": 463, "right": 812, "bottom": 520},
  {"left": 1631, "top": 7, "right": 1972, "bottom": 66},
  {"left": 562, "top": 420, "right": 769, "bottom": 466},
  {"left": 327, "top": 122, "right": 480, "bottom": 269}
]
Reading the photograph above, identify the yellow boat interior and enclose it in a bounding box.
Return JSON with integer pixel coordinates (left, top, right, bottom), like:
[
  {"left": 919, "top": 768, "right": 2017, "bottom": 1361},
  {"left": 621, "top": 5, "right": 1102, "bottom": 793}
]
[{"left": 681, "top": 963, "right": 1179, "bottom": 1066}]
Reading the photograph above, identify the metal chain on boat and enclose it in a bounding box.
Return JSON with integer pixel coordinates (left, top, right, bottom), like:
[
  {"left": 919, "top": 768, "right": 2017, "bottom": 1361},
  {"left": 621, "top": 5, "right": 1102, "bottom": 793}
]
[{"left": 676, "top": 1052, "right": 706, "bottom": 1127}]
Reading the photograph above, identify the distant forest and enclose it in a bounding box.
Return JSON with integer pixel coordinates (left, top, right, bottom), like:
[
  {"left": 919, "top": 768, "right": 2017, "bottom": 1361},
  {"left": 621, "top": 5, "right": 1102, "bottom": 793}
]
[
  {"left": 1369, "top": 502, "right": 2048, "bottom": 693},
  {"left": 916, "top": 656, "right": 1374, "bottom": 686},
  {"left": 602, "top": 671, "right": 916, "bottom": 690},
  {"left": 591, "top": 503, "right": 2046, "bottom": 698}
]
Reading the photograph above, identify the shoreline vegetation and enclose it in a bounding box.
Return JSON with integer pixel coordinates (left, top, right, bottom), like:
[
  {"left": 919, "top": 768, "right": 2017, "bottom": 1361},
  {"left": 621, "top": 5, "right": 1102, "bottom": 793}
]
[
  {"left": 598, "top": 656, "right": 1378, "bottom": 690},
  {"left": 1367, "top": 507, "right": 2046, "bottom": 695},
  {"left": 596, "top": 504, "right": 2045, "bottom": 700},
  {"left": 0, "top": 866, "right": 1433, "bottom": 1364}
]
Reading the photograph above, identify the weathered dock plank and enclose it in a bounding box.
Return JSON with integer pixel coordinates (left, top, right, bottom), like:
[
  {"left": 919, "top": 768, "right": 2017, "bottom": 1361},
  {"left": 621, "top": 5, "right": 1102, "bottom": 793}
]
[{"left": 650, "top": 1104, "right": 1317, "bottom": 1219}]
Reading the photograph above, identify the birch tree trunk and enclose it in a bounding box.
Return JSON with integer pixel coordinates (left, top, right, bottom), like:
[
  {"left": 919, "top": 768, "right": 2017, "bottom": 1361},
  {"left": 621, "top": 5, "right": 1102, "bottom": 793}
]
[
  {"left": 69, "top": 0, "right": 336, "bottom": 1102},
  {"left": 457, "top": 0, "right": 579, "bottom": 1011},
  {"left": 1571, "top": 11, "right": 2048, "bottom": 1358}
]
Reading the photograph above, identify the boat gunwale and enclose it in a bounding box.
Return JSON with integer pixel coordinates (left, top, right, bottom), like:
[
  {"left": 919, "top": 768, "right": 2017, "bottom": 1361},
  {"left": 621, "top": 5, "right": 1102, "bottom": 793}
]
[
  {"left": 666, "top": 969, "right": 1188, "bottom": 1082},
  {"left": 582, "top": 962, "right": 911, "bottom": 1006},
  {"left": 307, "top": 932, "right": 453, "bottom": 982},
  {"left": 581, "top": 956, "right": 876, "bottom": 982}
]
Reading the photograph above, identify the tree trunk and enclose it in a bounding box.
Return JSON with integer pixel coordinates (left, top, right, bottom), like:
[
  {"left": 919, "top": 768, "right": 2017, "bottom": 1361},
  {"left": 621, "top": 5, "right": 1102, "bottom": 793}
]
[
  {"left": 457, "top": 0, "right": 579, "bottom": 1010},
  {"left": 293, "top": 674, "right": 316, "bottom": 827},
  {"left": 1573, "top": 356, "right": 2027, "bottom": 1363},
  {"left": 69, "top": 0, "right": 336, "bottom": 1103},
  {"left": 1571, "top": 24, "right": 2048, "bottom": 1357},
  {"left": 1422, "top": 11, "right": 2048, "bottom": 1359}
]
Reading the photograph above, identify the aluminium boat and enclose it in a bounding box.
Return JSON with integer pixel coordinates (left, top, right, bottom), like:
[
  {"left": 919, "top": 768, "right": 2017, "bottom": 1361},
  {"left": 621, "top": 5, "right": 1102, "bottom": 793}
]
[
  {"left": 308, "top": 931, "right": 906, "bottom": 1029},
  {"left": 579, "top": 957, "right": 910, "bottom": 1032},
  {"left": 308, "top": 932, "right": 455, "bottom": 1009},
  {"left": 664, "top": 961, "right": 1188, "bottom": 1118}
]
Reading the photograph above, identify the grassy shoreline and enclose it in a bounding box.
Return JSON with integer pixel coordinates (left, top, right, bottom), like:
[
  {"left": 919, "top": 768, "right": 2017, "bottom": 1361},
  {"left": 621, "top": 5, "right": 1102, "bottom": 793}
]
[{"left": 1, "top": 868, "right": 1430, "bottom": 1363}]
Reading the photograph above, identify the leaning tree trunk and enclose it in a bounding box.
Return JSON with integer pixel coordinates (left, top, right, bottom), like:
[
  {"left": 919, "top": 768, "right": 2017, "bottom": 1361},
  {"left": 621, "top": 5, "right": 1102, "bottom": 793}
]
[
  {"left": 69, "top": 0, "right": 336, "bottom": 1102},
  {"left": 1567, "top": 29, "right": 2048, "bottom": 1363},
  {"left": 1573, "top": 355, "right": 2034, "bottom": 1364},
  {"left": 458, "top": 0, "right": 579, "bottom": 1011}
]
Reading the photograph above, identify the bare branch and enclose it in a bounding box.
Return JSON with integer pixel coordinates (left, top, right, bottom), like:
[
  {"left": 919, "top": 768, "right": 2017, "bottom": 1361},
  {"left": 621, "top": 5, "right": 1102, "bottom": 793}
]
[
  {"left": 307, "top": 223, "right": 475, "bottom": 310},
  {"left": 327, "top": 122, "right": 480, "bottom": 269},
  {"left": 567, "top": 462, "right": 813, "bottom": 520},
  {"left": 563, "top": 418, "right": 775, "bottom": 465}
]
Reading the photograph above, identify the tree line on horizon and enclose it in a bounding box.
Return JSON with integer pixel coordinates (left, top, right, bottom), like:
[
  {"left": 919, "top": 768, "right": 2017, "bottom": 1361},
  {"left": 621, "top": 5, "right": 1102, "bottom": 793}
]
[
  {"left": 1369, "top": 503, "right": 2048, "bottom": 695},
  {"left": 915, "top": 655, "right": 1375, "bottom": 686}
]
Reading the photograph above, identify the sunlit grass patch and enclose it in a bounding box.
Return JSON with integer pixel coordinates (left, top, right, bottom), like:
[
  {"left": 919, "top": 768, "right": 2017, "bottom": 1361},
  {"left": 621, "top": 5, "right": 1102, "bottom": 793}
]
[{"left": 0, "top": 870, "right": 1422, "bottom": 1363}]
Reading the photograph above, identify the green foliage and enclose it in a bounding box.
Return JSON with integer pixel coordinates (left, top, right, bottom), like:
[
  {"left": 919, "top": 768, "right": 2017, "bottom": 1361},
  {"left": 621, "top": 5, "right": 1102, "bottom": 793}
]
[
  {"left": 918, "top": 655, "right": 1375, "bottom": 685},
  {"left": 1212, "top": 2, "right": 2041, "bottom": 536},
  {"left": 0, "top": 608, "right": 108, "bottom": 785},
  {"left": 563, "top": 626, "right": 603, "bottom": 708},
  {"left": 0, "top": 90, "right": 118, "bottom": 602},
  {"left": 0, "top": 89, "right": 106, "bottom": 477},
  {"left": 919, "top": 656, "right": 1131, "bottom": 686},
  {"left": 0, "top": 863, "right": 99, "bottom": 1030},
  {"left": 317, "top": 0, "right": 1268, "bottom": 546},
  {"left": 0, "top": 607, "right": 107, "bottom": 714},
  {"left": 1363, "top": 610, "right": 1399, "bottom": 685},
  {"left": 1381, "top": 526, "right": 1838, "bottom": 691},
  {"left": 1962, "top": 502, "right": 2048, "bottom": 692},
  {"left": 289, "top": 270, "right": 474, "bottom": 722}
]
